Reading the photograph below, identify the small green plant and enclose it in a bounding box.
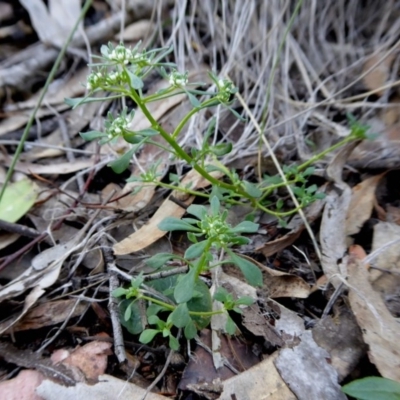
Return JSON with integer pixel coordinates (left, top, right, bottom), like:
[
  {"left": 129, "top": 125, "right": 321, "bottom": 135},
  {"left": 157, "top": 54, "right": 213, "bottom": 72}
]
[
  {"left": 342, "top": 376, "right": 400, "bottom": 400},
  {"left": 113, "top": 196, "right": 257, "bottom": 349},
  {"left": 66, "top": 41, "right": 372, "bottom": 349}
]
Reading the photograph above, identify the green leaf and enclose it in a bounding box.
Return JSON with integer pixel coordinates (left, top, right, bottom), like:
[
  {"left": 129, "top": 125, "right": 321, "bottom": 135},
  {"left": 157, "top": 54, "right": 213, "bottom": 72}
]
[
  {"left": 122, "top": 132, "right": 142, "bottom": 144},
  {"left": 303, "top": 167, "right": 315, "bottom": 177},
  {"left": 112, "top": 288, "right": 127, "bottom": 297},
  {"left": 187, "top": 232, "right": 198, "bottom": 243},
  {"left": 139, "top": 329, "right": 160, "bottom": 344},
  {"left": 186, "top": 90, "right": 201, "bottom": 108},
  {"left": 235, "top": 296, "right": 255, "bottom": 306},
  {"left": 211, "top": 142, "right": 232, "bottom": 157},
  {"left": 64, "top": 97, "right": 87, "bottom": 108},
  {"left": 314, "top": 192, "right": 326, "bottom": 200},
  {"left": 147, "top": 304, "right": 165, "bottom": 318},
  {"left": 226, "top": 106, "right": 246, "bottom": 122},
  {"left": 147, "top": 275, "right": 178, "bottom": 301},
  {"left": 342, "top": 377, "right": 400, "bottom": 400},
  {"left": 228, "top": 252, "right": 262, "bottom": 287},
  {"left": 136, "top": 128, "right": 159, "bottom": 136},
  {"left": 108, "top": 147, "right": 135, "bottom": 174},
  {"left": 169, "top": 303, "right": 190, "bottom": 328},
  {"left": 168, "top": 334, "right": 180, "bottom": 350},
  {"left": 185, "top": 240, "right": 209, "bottom": 259},
  {"left": 210, "top": 196, "right": 220, "bottom": 215},
  {"left": 184, "top": 319, "right": 197, "bottom": 339},
  {"left": 126, "top": 70, "right": 144, "bottom": 89},
  {"left": 242, "top": 181, "right": 262, "bottom": 198},
  {"left": 186, "top": 204, "right": 207, "bottom": 220},
  {"left": 214, "top": 287, "right": 229, "bottom": 302},
  {"left": 124, "top": 303, "right": 132, "bottom": 321},
  {"left": 147, "top": 314, "right": 161, "bottom": 325},
  {"left": 187, "top": 279, "right": 212, "bottom": 329},
  {"left": 174, "top": 268, "right": 196, "bottom": 304},
  {"left": 119, "top": 300, "right": 144, "bottom": 334},
  {"left": 0, "top": 179, "right": 38, "bottom": 223},
  {"left": 65, "top": 96, "right": 112, "bottom": 108},
  {"left": 146, "top": 253, "right": 175, "bottom": 269},
  {"left": 80, "top": 130, "right": 107, "bottom": 141},
  {"left": 230, "top": 220, "right": 259, "bottom": 234},
  {"left": 158, "top": 217, "right": 201, "bottom": 232},
  {"left": 226, "top": 316, "right": 236, "bottom": 335},
  {"left": 130, "top": 272, "right": 144, "bottom": 289}
]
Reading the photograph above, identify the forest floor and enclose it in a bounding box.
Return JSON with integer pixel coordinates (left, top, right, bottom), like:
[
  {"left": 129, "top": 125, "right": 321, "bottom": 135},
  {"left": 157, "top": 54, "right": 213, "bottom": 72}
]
[{"left": 0, "top": 1, "right": 400, "bottom": 399}]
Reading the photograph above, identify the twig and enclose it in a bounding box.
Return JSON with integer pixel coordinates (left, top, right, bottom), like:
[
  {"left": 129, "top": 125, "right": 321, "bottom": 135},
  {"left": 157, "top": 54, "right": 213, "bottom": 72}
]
[
  {"left": 0, "top": 219, "right": 40, "bottom": 238},
  {"left": 101, "top": 236, "right": 126, "bottom": 364}
]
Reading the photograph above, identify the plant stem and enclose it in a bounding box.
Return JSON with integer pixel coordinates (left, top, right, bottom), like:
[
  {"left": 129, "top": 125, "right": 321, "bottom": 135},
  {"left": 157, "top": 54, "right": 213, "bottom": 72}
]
[
  {"left": 171, "top": 98, "right": 215, "bottom": 139},
  {"left": 128, "top": 89, "right": 241, "bottom": 193},
  {"left": 140, "top": 295, "right": 223, "bottom": 317},
  {"left": 297, "top": 135, "right": 355, "bottom": 172}
]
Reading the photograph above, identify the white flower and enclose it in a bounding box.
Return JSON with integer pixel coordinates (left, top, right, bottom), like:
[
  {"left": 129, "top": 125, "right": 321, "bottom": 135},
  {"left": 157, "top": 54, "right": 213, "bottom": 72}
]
[{"left": 169, "top": 70, "right": 188, "bottom": 87}]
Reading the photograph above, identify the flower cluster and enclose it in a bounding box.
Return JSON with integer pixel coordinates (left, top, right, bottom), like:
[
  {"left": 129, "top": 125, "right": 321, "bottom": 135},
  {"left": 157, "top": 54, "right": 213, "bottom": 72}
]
[
  {"left": 199, "top": 213, "right": 231, "bottom": 246},
  {"left": 216, "top": 78, "right": 237, "bottom": 104},
  {"left": 104, "top": 108, "right": 134, "bottom": 139},
  {"left": 107, "top": 43, "right": 132, "bottom": 64},
  {"left": 86, "top": 70, "right": 104, "bottom": 91},
  {"left": 100, "top": 43, "right": 155, "bottom": 69},
  {"left": 169, "top": 70, "right": 189, "bottom": 88},
  {"left": 86, "top": 68, "right": 126, "bottom": 91}
]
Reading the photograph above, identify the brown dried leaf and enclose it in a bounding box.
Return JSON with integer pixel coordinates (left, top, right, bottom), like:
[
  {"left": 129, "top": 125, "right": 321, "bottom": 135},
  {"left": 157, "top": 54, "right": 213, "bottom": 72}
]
[
  {"left": 347, "top": 254, "right": 400, "bottom": 380},
  {"left": 219, "top": 353, "right": 296, "bottom": 400},
  {"left": 0, "top": 299, "right": 87, "bottom": 333},
  {"left": 345, "top": 173, "right": 384, "bottom": 236},
  {"left": 362, "top": 52, "right": 394, "bottom": 95},
  {"left": 60, "top": 341, "right": 113, "bottom": 382},
  {"left": 239, "top": 255, "right": 311, "bottom": 298}
]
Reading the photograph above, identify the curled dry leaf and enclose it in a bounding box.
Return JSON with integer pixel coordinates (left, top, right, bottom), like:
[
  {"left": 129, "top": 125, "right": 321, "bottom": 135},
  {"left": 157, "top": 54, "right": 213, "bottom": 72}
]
[
  {"left": 347, "top": 254, "right": 400, "bottom": 381},
  {"left": 0, "top": 299, "right": 87, "bottom": 334},
  {"left": 320, "top": 141, "right": 360, "bottom": 288},
  {"left": 345, "top": 173, "right": 385, "bottom": 237}
]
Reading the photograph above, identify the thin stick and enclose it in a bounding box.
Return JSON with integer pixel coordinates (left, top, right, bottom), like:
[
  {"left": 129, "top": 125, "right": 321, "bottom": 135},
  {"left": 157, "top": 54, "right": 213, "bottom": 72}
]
[{"left": 101, "top": 236, "right": 126, "bottom": 364}]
